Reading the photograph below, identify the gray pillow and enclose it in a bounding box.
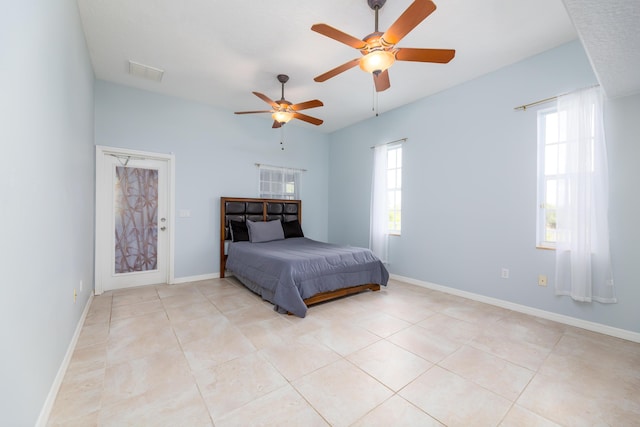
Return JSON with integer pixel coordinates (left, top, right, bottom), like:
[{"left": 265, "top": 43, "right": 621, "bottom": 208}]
[{"left": 246, "top": 219, "right": 285, "bottom": 243}]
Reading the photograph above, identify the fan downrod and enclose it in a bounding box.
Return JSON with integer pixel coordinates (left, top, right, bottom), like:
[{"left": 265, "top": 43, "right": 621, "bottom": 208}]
[
  {"left": 367, "top": 0, "right": 386, "bottom": 32},
  {"left": 277, "top": 74, "right": 289, "bottom": 101}
]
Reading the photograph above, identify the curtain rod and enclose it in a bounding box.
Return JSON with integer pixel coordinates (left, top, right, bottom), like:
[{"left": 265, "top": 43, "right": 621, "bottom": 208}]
[
  {"left": 513, "top": 84, "right": 600, "bottom": 111},
  {"left": 370, "top": 138, "right": 407, "bottom": 149},
  {"left": 255, "top": 163, "right": 307, "bottom": 172},
  {"left": 108, "top": 153, "right": 146, "bottom": 166}
]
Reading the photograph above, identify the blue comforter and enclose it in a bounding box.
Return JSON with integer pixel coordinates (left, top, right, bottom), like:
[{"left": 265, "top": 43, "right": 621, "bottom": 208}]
[{"left": 225, "top": 237, "right": 389, "bottom": 317}]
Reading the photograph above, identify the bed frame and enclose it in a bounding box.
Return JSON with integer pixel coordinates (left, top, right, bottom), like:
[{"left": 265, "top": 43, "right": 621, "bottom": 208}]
[{"left": 219, "top": 197, "right": 380, "bottom": 309}]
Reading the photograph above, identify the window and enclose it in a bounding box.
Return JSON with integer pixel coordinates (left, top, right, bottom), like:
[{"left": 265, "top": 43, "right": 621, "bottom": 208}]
[
  {"left": 537, "top": 105, "right": 596, "bottom": 247},
  {"left": 537, "top": 107, "right": 564, "bottom": 247},
  {"left": 386, "top": 144, "right": 402, "bottom": 234},
  {"left": 259, "top": 165, "right": 301, "bottom": 199}
]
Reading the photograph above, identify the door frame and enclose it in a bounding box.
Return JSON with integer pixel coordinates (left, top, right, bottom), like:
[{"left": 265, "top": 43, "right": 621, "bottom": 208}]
[{"left": 94, "top": 145, "right": 176, "bottom": 295}]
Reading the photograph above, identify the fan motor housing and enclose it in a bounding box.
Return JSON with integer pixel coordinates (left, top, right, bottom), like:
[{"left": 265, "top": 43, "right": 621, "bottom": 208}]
[{"left": 367, "top": 0, "right": 386, "bottom": 10}]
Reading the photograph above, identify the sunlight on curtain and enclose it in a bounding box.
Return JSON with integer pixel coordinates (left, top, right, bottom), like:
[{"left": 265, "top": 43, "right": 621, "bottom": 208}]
[
  {"left": 555, "top": 87, "right": 615, "bottom": 303},
  {"left": 370, "top": 145, "right": 388, "bottom": 263}
]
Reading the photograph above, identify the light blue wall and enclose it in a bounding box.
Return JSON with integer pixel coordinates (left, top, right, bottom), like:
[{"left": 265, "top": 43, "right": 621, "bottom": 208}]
[
  {"left": 328, "top": 40, "right": 640, "bottom": 334},
  {"left": 606, "top": 93, "right": 640, "bottom": 329},
  {"left": 0, "top": 0, "right": 95, "bottom": 425},
  {"left": 94, "top": 81, "right": 330, "bottom": 278}
]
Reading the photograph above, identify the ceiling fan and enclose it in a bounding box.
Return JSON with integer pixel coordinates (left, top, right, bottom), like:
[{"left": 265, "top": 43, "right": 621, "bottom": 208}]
[
  {"left": 234, "top": 74, "right": 324, "bottom": 128},
  {"left": 311, "top": 0, "right": 455, "bottom": 92}
]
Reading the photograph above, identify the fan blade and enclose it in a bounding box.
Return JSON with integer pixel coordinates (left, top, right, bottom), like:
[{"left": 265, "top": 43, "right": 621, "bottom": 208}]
[
  {"left": 381, "top": 0, "right": 436, "bottom": 46},
  {"left": 290, "top": 99, "right": 324, "bottom": 111},
  {"left": 293, "top": 112, "right": 323, "bottom": 126},
  {"left": 234, "top": 110, "right": 272, "bottom": 115},
  {"left": 373, "top": 70, "right": 390, "bottom": 92},
  {"left": 314, "top": 58, "right": 360, "bottom": 82},
  {"left": 253, "top": 91, "right": 278, "bottom": 108},
  {"left": 395, "top": 48, "right": 455, "bottom": 63},
  {"left": 311, "top": 24, "right": 367, "bottom": 50},
  {"left": 272, "top": 120, "right": 282, "bottom": 129}
]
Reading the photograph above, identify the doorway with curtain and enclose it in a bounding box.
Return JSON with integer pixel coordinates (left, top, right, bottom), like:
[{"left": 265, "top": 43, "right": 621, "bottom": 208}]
[{"left": 95, "top": 146, "right": 174, "bottom": 294}]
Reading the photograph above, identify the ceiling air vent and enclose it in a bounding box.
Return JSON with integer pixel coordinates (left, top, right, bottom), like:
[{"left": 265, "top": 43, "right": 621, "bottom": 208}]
[{"left": 128, "top": 60, "right": 164, "bottom": 82}]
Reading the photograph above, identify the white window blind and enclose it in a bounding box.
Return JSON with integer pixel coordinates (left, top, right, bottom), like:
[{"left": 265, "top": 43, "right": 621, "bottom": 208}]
[{"left": 258, "top": 164, "right": 302, "bottom": 200}]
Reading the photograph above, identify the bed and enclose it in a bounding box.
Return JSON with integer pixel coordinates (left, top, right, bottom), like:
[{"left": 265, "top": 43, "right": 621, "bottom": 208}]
[{"left": 220, "top": 197, "right": 388, "bottom": 317}]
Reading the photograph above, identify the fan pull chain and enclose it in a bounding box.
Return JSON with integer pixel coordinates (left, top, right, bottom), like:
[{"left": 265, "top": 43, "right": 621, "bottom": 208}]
[
  {"left": 372, "top": 82, "right": 375, "bottom": 114},
  {"left": 372, "top": 82, "right": 379, "bottom": 117},
  {"left": 280, "top": 125, "right": 285, "bottom": 151}
]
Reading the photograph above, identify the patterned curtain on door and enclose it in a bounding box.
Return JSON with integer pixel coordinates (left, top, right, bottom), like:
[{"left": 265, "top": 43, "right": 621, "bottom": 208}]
[{"left": 114, "top": 166, "right": 159, "bottom": 273}]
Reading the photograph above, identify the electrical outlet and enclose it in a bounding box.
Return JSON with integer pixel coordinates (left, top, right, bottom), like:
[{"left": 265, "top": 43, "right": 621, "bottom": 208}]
[
  {"left": 501, "top": 268, "right": 509, "bottom": 279},
  {"left": 74, "top": 288, "right": 77, "bottom": 303},
  {"left": 538, "top": 274, "right": 548, "bottom": 287}
]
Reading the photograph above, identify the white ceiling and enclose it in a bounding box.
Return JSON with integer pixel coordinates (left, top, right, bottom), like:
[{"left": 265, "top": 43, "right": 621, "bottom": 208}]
[
  {"left": 562, "top": 0, "right": 640, "bottom": 99},
  {"left": 76, "top": 0, "right": 635, "bottom": 133}
]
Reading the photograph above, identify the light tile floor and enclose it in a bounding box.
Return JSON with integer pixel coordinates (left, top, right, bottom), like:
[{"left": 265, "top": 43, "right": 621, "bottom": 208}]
[{"left": 47, "top": 278, "right": 640, "bottom": 426}]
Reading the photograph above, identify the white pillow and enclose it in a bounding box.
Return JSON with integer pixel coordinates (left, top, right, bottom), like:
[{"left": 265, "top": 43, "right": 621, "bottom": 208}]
[{"left": 246, "top": 220, "right": 285, "bottom": 243}]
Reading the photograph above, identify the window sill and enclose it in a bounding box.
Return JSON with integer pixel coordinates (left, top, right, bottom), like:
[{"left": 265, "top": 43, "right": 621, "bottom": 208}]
[
  {"left": 536, "top": 245, "right": 555, "bottom": 251},
  {"left": 389, "top": 233, "right": 401, "bottom": 237}
]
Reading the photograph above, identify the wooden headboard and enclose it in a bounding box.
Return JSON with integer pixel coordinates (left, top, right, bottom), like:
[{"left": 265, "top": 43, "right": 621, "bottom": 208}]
[{"left": 219, "top": 197, "right": 302, "bottom": 278}]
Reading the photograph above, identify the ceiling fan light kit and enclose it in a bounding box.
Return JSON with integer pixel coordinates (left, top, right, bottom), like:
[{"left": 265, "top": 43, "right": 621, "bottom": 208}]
[
  {"left": 311, "top": 0, "right": 455, "bottom": 92},
  {"left": 359, "top": 49, "right": 396, "bottom": 74},
  {"left": 272, "top": 110, "right": 294, "bottom": 124}
]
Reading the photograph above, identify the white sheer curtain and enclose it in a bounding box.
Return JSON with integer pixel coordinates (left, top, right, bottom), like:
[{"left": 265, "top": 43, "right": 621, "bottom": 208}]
[
  {"left": 370, "top": 144, "right": 388, "bottom": 263},
  {"left": 555, "top": 87, "right": 615, "bottom": 303}
]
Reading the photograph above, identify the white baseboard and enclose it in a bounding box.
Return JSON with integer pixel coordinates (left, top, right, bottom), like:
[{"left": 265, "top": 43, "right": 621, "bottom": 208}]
[
  {"left": 171, "top": 272, "right": 219, "bottom": 284},
  {"left": 390, "top": 274, "right": 640, "bottom": 344},
  {"left": 36, "top": 294, "right": 94, "bottom": 427}
]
